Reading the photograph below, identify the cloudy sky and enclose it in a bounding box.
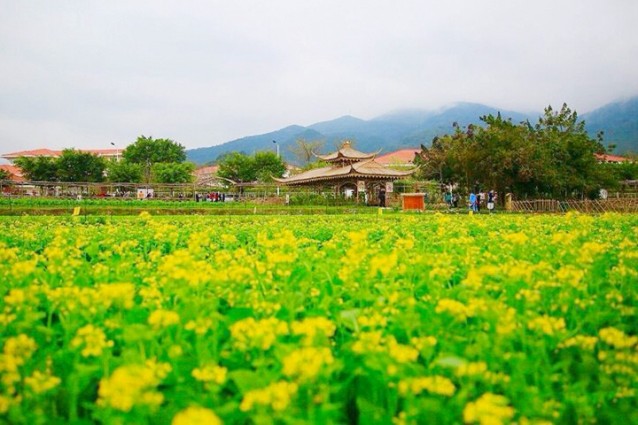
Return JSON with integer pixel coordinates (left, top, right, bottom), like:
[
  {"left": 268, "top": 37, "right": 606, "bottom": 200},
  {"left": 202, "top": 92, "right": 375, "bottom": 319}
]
[{"left": 1, "top": 0, "right": 637, "bottom": 154}]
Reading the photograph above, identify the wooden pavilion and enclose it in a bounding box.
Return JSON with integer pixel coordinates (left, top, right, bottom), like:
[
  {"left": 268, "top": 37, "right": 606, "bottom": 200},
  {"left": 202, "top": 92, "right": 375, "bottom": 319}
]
[{"left": 273, "top": 141, "right": 417, "bottom": 205}]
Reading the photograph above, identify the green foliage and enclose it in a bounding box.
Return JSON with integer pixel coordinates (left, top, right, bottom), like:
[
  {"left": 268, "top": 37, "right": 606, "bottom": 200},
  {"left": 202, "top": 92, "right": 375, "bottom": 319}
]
[
  {"left": 107, "top": 161, "right": 144, "bottom": 183},
  {"left": 0, "top": 168, "right": 12, "bottom": 180},
  {"left": 56, "top": 149, "right": 107, "bottom": 182},
  {"left": 418, "top": 104, "right": 611, "bottom": 199},
  {"left": 253, "top": 152, "right": 286, "bottom": 182},
  {"left": 152, "top": 162, "right": 195, "bottom": 183},
  {"left": 14, "top": 156, "right": 59, "bottom": 182},
  {"left": 217, "top": 151, "right": 286, "bottom": 183},
  {"left": 123, "top": 136, "right": 186, "bottom": 182},
  {"left": 217, "top": 152, "right": 256, "bottom": 183}
]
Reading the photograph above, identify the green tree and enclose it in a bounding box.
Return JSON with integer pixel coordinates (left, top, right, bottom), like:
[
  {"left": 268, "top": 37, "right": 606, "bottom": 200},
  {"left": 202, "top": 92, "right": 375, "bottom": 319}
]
[
  {"left": 254, "top": 151, "right": 286, "bottom": 182},
  {"left": 152, "top": 162, "right": 195, "bottom": 183},
  {"left": 0, "top": 168, "right": 12, "bottom": 181},
  {"left": 533, "top": 104, "right": 606, "bottom": 198},
  {"left": 217, "top": 151, "right": 287, "bottom": 183},
  {"left": 56, "top": 149, "right": 107, "bottom": 182},
  {"left": 107, "top": 161, "right": 143, "bottom": 183},
  {"left": 123, "top": 136, "right": 186, "bottom": 183},
  {"left": 14, "top": 156, "right": 59, "bottom": 182},
  {"left": 217, "top": 152, "right": 256, "bottom": 183},
  {"left": 416, "top": 103, "right": 610, "bottom": 199}
]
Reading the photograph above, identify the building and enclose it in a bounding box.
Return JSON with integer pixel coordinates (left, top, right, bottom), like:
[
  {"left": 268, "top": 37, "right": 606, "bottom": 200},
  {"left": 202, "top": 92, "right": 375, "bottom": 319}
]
[
  {"left": 375, "top": 148, "right": 421, "bottom": 168},
  {"left": 0, "top": 165, "right": 24, "bottom": 182},
  {"left": 274, "top": 141, "right": 416, "bottom": 205},
  {"left": 594, "top": 153, "right": 631, "bottom": 164},
  {"left": 1, "top": 148, "right": 123, "bottom": 163}
]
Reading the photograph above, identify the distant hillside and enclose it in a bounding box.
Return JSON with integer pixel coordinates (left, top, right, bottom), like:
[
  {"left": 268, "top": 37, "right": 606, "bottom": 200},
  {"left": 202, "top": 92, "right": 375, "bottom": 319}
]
[
  {"left": 583, "top": 97, "right": 638, "bottom": 154},
  {"left": 186, "top": 99, "right": 638, "bottom": 164}
]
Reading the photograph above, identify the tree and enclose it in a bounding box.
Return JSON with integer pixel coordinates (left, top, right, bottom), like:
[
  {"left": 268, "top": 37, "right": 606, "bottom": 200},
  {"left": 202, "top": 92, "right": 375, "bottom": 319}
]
[
  {"left": 253, "top": 152, "right": 286, "bottom": 182},
  {"left": 415, "top": 103, "right": 610, "bottom": 199},
  {"left": 217, "top": 152, "right": 256, "bottom": 183},
  {"left": 107, "top": 161, "right": 143, "bottom": 183},
  {"left": 14, "top": 156, "right": 59, "bottom": 182},
  {"left": 0, "top": 168, "right": 12, "bottom": 181},
  {"left": 152, "top": 162, "right": 195, "bottom": 184},
  {"left": 56, "top": 149, "right": 107, "bottom": 182},
  {"left": 123, "top": 136, "right": 186, "bottom": 183},
  {"left": 289, "top": 139, "right": 324, "bottom": 165},
  {"left": 217, "top": 151, "right": 286, "bottom": 183}
]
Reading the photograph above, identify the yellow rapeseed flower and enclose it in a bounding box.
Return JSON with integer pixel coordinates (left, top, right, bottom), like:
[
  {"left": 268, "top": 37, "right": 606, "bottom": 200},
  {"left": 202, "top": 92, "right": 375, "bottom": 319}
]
[
  {"left": 463, "top": 393, "right": 515, "bottom": 425},
  {"left": 24, "top": 370, "right": 61, "bottom": 395},
  {"left": 527, "top": 315, "right": 566, "bottom": 336},
  {"left": 172, "top": 406, "right": 222, "bottom": 425},
  {"left": 192, "top": 364, "right": 227, "bottom": 385},
  {"left": 230, "top": 317, "right": 289, "bottom": 351},
  {"left": 599, "top": 327, "right": 637, "bottom": 349},
  {"left": 282, "top": 347, "right": 334, "bottom": 381},
  {"left": 148, "top": 309, "right": 181, "bottom": 329},
  {"left": 397, "top": 376, "right": 456, "bottom": 397},
  {"left": 240, "top": 381, "right": 298, "bottom": 412},
  {"left": 98, "top": 361, "right": 170, "bottom": 412},
  {"left": 71, "top": 324, "right": 114, "bottom": 357},
  {"left": 3, "top": 334, "right": 37, "bottom": 365}
]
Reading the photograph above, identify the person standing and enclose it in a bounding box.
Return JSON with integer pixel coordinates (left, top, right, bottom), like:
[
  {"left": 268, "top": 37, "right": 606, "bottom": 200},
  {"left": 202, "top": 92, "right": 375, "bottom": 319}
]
[
  {"left": 487, "top": 191, "right": 495, "bottom": 213},
  {"left": 379, "top": 189, "right": 386, "bottom": 208},
  {"left": 444, "top": 192, "right": 452, "bottom": 209},
  {"left": 469, "top": 192, "right": 477, "bottom": 212}
]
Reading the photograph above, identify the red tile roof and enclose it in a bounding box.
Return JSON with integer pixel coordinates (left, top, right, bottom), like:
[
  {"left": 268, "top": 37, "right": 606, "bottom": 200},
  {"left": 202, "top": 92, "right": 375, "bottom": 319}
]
[
  {"left": 2, "top": 148, "right": 121, "bottom": 160},
  {"left": 0, "top": 165, "right": 25, "bottom": 182},
  {"left": 595, "top": 153, "right": 630, "bottom": 163},
  {"left": 194, "top": 165, "right": 219, "bottom": 176},
  {"left": 375, "top": 148, "right": 421, "bottom": 165}
]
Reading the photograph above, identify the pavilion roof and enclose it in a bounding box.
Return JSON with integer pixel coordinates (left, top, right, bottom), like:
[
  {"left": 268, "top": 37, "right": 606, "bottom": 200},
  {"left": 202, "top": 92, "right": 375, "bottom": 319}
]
[
  {"left": 314, "top": 141, "right": 379, "bottom": 163},
  {"left": 273, "top": 159, "right": 416, "bottom": 185}
]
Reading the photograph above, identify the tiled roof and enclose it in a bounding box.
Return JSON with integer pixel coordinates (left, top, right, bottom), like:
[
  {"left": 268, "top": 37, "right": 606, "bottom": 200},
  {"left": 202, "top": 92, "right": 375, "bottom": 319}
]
[
  {"left": 595, "top": 153, "right": 630, "bottom": 163},
  {"left": 2, "top": 148, "right": 121, "bottom": 159},
  {"left": 274, "top": 159, "right": 416, "bottom": 185},
  {"left": 314, "top": 141, "right": 379, "bottom": 162},
  {"left": 0, "top": 165, "right": 25, "bottom": 182},
  {"left": 375, "top": 148, "right": 421, "bottom": 165},
  {"left": 194, "top": 165, "right": 219, "bottom": 176}
]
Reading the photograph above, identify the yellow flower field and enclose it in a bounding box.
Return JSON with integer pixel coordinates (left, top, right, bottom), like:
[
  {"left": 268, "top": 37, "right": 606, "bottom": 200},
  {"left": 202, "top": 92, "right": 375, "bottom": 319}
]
[{"left": 0, "top": 213, "right": 636, "bottom": 424}]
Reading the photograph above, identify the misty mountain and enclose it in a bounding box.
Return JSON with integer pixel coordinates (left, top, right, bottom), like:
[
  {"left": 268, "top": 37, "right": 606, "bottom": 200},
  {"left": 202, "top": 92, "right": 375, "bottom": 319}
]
[
  {"left": 186, "top": 99, "right": 638, "bottom": 164},
  {"left": 582, "top": 97, "right": 638, "bottom": 153}
]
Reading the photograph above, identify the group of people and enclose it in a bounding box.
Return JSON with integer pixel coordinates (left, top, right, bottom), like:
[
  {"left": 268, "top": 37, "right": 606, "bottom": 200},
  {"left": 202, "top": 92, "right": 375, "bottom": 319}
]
[
  {"left": 445, "top": 190, "right": 497, "bottom": 213},
  {"left": 195, "top": 192, "right": 226, "bottom": 202}
]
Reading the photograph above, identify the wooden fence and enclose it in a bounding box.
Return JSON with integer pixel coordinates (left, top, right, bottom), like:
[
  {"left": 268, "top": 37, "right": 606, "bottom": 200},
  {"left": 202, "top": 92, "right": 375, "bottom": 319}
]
[{"left": 510, "top": 198, "right": 638, "bottom": 213}]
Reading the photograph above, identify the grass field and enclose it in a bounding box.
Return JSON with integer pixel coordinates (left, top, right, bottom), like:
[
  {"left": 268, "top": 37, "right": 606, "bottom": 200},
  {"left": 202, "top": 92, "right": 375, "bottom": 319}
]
[{"left": 0, "top": 213, "right": 636, "bottom": 424}]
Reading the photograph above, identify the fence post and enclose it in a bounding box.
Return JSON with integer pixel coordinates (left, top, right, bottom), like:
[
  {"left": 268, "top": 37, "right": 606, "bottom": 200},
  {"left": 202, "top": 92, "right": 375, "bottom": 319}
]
[{"left": 505, "top": 193, "right": 512, "bottom": 211}]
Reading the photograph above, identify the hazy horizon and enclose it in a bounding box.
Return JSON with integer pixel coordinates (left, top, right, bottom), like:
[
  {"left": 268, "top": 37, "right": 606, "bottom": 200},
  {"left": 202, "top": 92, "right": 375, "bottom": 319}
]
[{"left": 2, "top": 1, "right": 637, "bottom": 153}]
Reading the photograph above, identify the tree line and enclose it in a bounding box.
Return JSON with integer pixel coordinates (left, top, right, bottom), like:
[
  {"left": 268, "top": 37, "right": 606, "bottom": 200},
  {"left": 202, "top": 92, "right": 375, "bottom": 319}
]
[
  {"left": 415, "top": 103, "right": 636, "bottom": 199},
  {"left": 13, "top": 136, "right": 195, "bottom": 184}
]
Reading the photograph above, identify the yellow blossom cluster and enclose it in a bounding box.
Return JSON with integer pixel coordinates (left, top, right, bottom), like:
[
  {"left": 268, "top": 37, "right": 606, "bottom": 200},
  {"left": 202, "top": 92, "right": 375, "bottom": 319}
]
[
  {"left": 98, "top": 360, "right": 171, "bottom": 412},
  {"left": 397, "top": 375, "right": 456, "bottom": 397},
  {"left": 240, "top": 381, "right": 298, "bottom": 412},
  {"left": 71, "top": 324, "right": 114, "bottom": 357},
  {"left": 463, "top": 393, "right": 515, "bottom": 425},
  {"left": 230, "top": 317, "right": 289, "bottom": 351},
  {"left": 282, "top": 347, "right": 334, "bottom": 381}
]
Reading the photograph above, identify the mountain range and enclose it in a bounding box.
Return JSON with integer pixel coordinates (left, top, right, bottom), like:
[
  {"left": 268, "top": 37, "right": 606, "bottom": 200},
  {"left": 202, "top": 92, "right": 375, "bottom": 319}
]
[{"left": 186, "top": 97, "right": 638, "bottom": 165}]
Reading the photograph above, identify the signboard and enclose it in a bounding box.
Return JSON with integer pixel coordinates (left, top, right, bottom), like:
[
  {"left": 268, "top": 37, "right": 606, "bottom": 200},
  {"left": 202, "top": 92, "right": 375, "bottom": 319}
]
[
  {"left": 385, "top": 182, "right": 394, "bottom": 193},
  {"left": 357, "top": 181, "right": 366, "bottom": 192}
]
